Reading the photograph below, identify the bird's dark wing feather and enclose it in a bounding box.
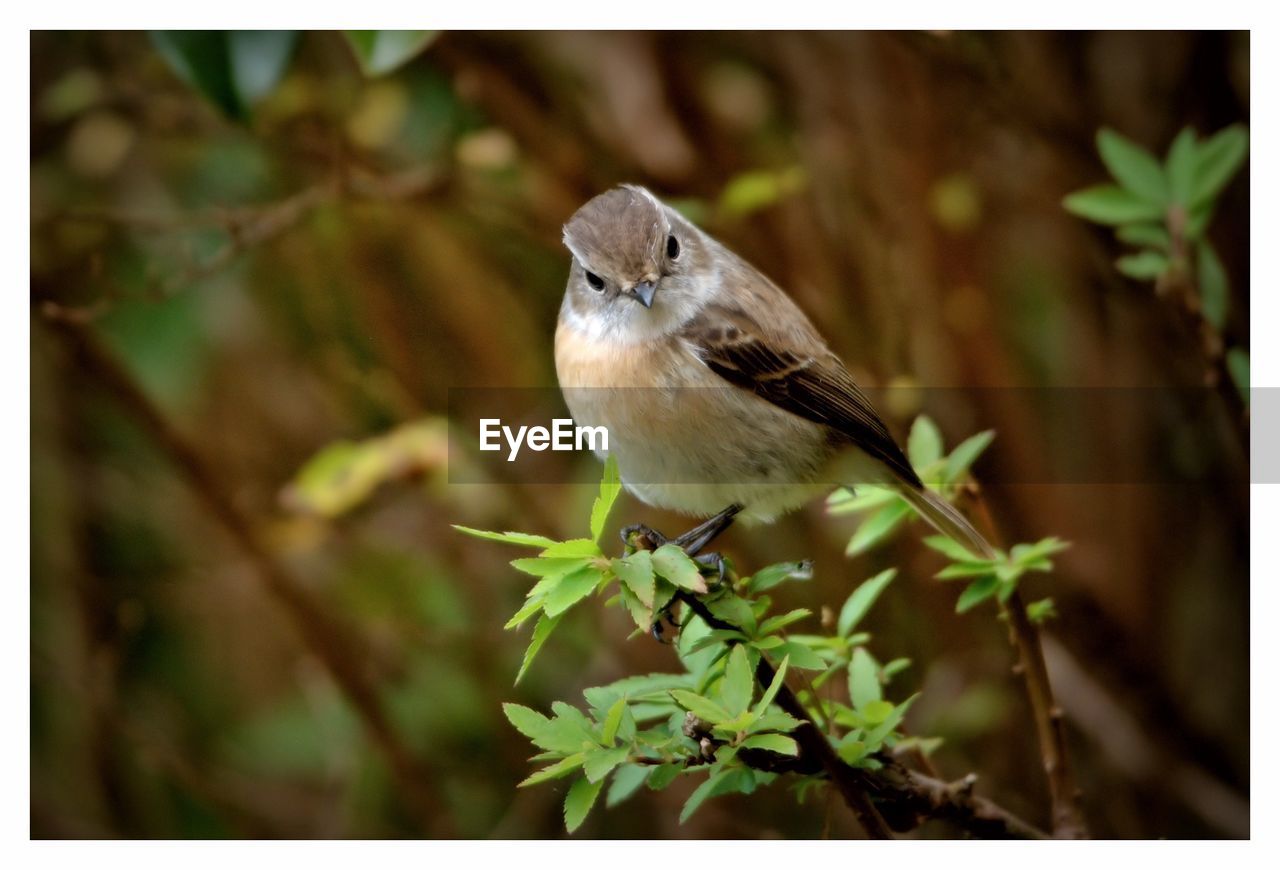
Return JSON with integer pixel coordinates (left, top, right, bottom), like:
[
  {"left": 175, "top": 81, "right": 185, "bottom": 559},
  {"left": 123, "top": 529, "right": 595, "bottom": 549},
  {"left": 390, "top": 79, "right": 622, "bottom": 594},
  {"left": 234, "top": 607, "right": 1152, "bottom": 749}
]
[{"left": 680, "top": 303, "right": 921, "bottom": 487}]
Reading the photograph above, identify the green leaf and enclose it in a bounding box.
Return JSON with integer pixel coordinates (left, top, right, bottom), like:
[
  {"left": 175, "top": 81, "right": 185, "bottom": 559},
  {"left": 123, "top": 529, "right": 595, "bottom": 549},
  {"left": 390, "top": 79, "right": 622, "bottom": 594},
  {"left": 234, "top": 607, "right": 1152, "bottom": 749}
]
[
  {"left": 755, "top": 655, "right": 790, "bottom": 715},
  {"left": 601, "top": 698, "right": 627, "bottom": 747},
  {"left": 956, "top": 576, "right": 1000, "bottom": 613},
  {"left": 150, "top": 31, "right": 298, "bottom": 121},
  {"left": 943, "top": 430, "right": 995, "bottom": 483},
  {"left": 1096, "top": 128, "right": 1167, "bottom": 204},
  {"left": 908, "top": 416, "right": 944, "bottom": 468},
  {"left": 670, "top": 690, "right": 732, "bottom": 725},
  {"left": 563, "top": 776, "right": 604, "bottom": 833},
  {"left": 924, "top": 535, "right": 985, "bottom": 563},
  {"left": 543, "top": 564, "right": 605, "bottom": 617},
  {"left": 827, "top": 485, "right": 898, "bottom": 515},
  {"left": 720, "top": 645, "right": 755, "bottom": 717},
  {"left": 1197, "top": 240, "right": 1229, "bottom": 330},
  {"left": 617, "top": 582, "right": 653, "bottom": 632},
  {"left": 1116, "top": 250, "right": 1170, "bottom": 281},
  {"left": 679, "top": 767, "right": 750, "bottom": 823},
  {"left": 606, "top": 764, "right": 649, "bottom": 807},
  {"left": 515, "top": 613, "right": 562, "bottom": 684},
  {"left": 860, "top": 699, "right": 895, "bottom": 726},
  {"left": 746, "top": 560, "right": 813, "bottom": 593},
  {"left": 590, "top": 456, "right": 622, "bottom": 544},
  {"left": 1116, "top": 223, "right": 1171, "bottom": 251},
  {"left": 1227, "top": 348, "right": 1249, "bottom": 407},
  {"left": 519, "top": 754, "right": 585, "bottom": 787},
  {"left": 1166, "top": 127, "right": 1199, "bottom": 206},
  {"left": 749, "top": 711, "right": 802, "bottom": 734},
  {"left": 504, "top": 597, "right": 544, "bottom": 630},
  {"left": 452, "top": 525, "right": 558, "bottom": 549},
  {"left": 343, "top": 30, "right": 437, "bottom": 77},
  {"left": 652, "top": 544, "right": 707, "bottom": 593},
  {"left": 864, "top": 694, "right": 919, "bottom": 748},
  {"left": 837, "top": 568, "right": 897, "bottom": 637},
  {"left": 845, "top": 500, "right": 911, "bottom": 556},
  {"left": 541, "top": 538, "right": 602, "bottom": 558},
  {"left": 647, "top": 763, "right": 682, "bottom": 790},
  {"left": 1010, "top": 537, "right": 1071, "bottom": 565},
  {"left": 511, "top": 557, "right": 591, "bottom": 578},
  {"left": 774, "top": 642, "right": 826, "bottom": 671},
  {"left": 848, "top": 648, "right": 881, "bottom": 709},
  {"left": 583, "top": 746, "right": 629, "bottom": 783},
  {"left": 1026, "top": 597, "right": 1059, "bottom": 625},
  {"left": 613, "top": 551, "right": 655, "bottom": 608},
  {"left": 503, "top": 704, "right": 552, "bottom": 743},
  {"left": 739, "top": 734, "right": 799, "bottom": 755},
  {"left": 758, "top": 608, "right": 812, "bottom": 637},
  {"left": 1063, "top": 184, "right": 1164, "bottom": 225},
  {"left": 936, "top": 562, "right": 996, "bottom": 581},
  {"left": 1192, "top": 124, "right": 1248, "bottom": 208}
]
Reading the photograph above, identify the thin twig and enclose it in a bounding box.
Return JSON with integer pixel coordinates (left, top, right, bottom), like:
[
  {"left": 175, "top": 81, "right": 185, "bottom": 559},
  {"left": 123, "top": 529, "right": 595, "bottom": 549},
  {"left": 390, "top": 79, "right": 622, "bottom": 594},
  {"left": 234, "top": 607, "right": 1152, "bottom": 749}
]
[{"left": 969, "top": 486, "right": 1089, "bottom": 839}]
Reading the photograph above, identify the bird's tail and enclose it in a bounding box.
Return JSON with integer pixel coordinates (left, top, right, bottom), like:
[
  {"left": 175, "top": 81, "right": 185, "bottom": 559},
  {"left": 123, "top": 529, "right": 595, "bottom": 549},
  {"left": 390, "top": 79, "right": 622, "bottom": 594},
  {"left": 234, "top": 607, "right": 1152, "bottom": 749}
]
[{"left": 894, "top": 484, "right": 995, "bottom": 560}]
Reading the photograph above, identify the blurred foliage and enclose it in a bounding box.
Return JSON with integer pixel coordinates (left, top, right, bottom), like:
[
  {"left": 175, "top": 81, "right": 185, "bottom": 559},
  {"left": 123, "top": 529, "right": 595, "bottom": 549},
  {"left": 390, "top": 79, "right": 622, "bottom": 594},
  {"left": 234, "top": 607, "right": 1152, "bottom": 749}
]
[{"left": 30, "top": 31, "right": 1249, "bottom": 839}]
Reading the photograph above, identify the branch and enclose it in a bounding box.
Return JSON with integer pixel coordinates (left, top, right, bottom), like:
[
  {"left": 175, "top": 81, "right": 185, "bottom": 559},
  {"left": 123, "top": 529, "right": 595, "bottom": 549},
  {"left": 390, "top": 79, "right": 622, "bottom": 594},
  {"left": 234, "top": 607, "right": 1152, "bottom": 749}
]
[
  {"left": 969, "top": 487, "right": 1089, "bottom": 838},
  {"left": 668, "top": 589, "right": 1045, "bottom": 839},
  {"left": 43, "top": 315, "right": 450, "bottom": 835}
]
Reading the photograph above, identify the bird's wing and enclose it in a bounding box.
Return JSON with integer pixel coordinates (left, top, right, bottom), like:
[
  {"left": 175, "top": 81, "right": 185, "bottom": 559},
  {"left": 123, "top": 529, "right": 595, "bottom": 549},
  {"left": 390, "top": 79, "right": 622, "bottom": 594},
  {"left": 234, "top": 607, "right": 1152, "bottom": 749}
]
[{"left": 679, "top": 301, "right": 922, "bottom": 487}]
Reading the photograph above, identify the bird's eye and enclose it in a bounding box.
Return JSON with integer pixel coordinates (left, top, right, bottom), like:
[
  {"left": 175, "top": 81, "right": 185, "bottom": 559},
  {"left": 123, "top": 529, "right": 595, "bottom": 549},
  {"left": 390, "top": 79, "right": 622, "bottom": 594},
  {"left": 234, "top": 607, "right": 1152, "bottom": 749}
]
[
  {"left": 585, "top": 271, "right": 605, "bottom": 291},
  {"left": 666, "top": 234, "right": 680, "bottom": 260}
]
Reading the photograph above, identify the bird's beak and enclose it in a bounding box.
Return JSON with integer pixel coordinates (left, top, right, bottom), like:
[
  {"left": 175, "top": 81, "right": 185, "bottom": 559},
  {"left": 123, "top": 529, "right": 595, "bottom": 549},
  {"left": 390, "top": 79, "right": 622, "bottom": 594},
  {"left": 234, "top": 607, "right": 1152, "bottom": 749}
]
[{"left": 629, "top": 281, "right": 657, "bottom": 308}]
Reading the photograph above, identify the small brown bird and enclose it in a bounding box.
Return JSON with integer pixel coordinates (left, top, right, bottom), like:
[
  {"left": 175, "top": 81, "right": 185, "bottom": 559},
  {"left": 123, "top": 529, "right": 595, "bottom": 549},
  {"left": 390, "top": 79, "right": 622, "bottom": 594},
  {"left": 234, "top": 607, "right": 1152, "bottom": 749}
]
[{"left": 555, "top": 184, "right": 992, "bottom": 558}]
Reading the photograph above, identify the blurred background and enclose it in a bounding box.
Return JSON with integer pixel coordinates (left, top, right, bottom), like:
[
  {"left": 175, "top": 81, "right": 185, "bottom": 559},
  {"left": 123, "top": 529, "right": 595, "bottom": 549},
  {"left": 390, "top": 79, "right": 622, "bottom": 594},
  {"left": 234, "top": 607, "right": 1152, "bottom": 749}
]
[{"left": 30, "top": 31, "right": 1249, "bottom": 838}]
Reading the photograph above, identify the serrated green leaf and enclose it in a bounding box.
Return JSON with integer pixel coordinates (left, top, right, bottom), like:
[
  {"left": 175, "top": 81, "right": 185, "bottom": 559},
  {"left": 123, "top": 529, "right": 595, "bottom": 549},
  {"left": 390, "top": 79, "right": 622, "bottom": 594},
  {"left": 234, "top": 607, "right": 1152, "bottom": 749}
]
[
  {"left": 652, "top": 544, "right": 707, "bottom": 593},
  {"left": 1116, "top": 250, "right": 1170, "bottom": 280},
  {"left": 865, "top": 694, "right": 919, "bottom": 748},
  {"left": 679, "top": 767, "right": 751, "bottom": 823},
  {"left": 908, "top": 416, "right": 944, "bottom": 468},
  {"left": 956, "top": 575, "right": 1000, "bottom": 613},
  {"left": 647, "top": 762, "right": 682, "bottom": 790},
  {"left": 1197, "top": 240, "right": 1229, "bottom": 330},
  {"left": 583, "top": 746, "right": 629, "bottom": 783},
  {"left": 543, "top": 564, "right": 605, "bottom": 617},
  {"left": 515, "top": 612, "right": 562, "bottom": 685},
  {"left": 613, "top": 550, "right": 655, "bottom": 608},
  {"left": 503, "top": 703, "right": 552, "bottom": 743},
  {"left": 601, "top": 697, "right": 627, "bottom": 746},
  {"left": 848, "top": 648, "right": 881, "bottom": 709},
  {"left": 606, "top": 763, "right": 649, "bottom": 807},
  {"left": 1097, "top": 128, "right": 1167, "bottom": 204},
  {"left": 739, "top": 733, "right": 799, "bottom": 755},
  {"left": 1063, "top": 184, "right": 1164, "bottom": 225},
  {"left": 1167, "top": 127, "right": 1199, "bottom": 206},
  {"left": 774, "top": 642, "right": 826, "bottom": 671},
  {"left": 943, "top": 430, "right": 996, "bottom": 483},
  {"left": 720, "top": 645, "right": 755, "bottom": 717},
  {"left": 670, "top": 690, "right": 732, "bottom": 725},
  {"left": 452, "top": 525, "right": 558, "bottom": 549},
  {"left": 1192, "top": 124, "right": 1248, "bottom": 208},
  {"left": 344, "top": 30, "right": 436, "bottom": 77},
  {"left": 617, "top": 582, "right": 653, "bottom": 632},
  {"left": 837, "top": 568, "right": 897, "bottom": 637},
  {"left": 749, "top": 711, "right": 802, "bottom": 734},
  {"left": 758, "top": 608, "right": 812, "bottom": 637},
  {"left": 845, "top": 500, "right": 911, "bottom": 556},
  {"left": 746, "top": 560, "right": 813, "bottom": 593},
  {"left": 590, "top": 456, "right": 622, "bottom": 544},
  {"left": 519, "top": 753, "right": 585, "bottom": 787},
  {"left": 860, "top": 699, "right": 895, "bottom": 726},
  {"left": 754, "top": 655, "right": 790, "bottom": 715},
  {"left": 563, "top": 776, "right": 604, "bottom": 833},
  {"left": 504, "top": 597, "right": 545, "bottom": 630},
  {"left": 541, "top": 538, "right": 603, "bottom": 558},
  {"left": 511, "top": 557, "right": 591, "bottom": 578},
  {"left": 924, "top": 535, "right": 983, "bottom": 563}
]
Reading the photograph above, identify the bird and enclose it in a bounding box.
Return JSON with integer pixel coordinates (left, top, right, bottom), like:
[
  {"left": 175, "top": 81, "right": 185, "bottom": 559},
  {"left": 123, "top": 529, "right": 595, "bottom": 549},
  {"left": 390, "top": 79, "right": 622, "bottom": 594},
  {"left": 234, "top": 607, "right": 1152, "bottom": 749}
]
[{"left": 554, "top": 184, "right": 992, "bottom": 560}]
